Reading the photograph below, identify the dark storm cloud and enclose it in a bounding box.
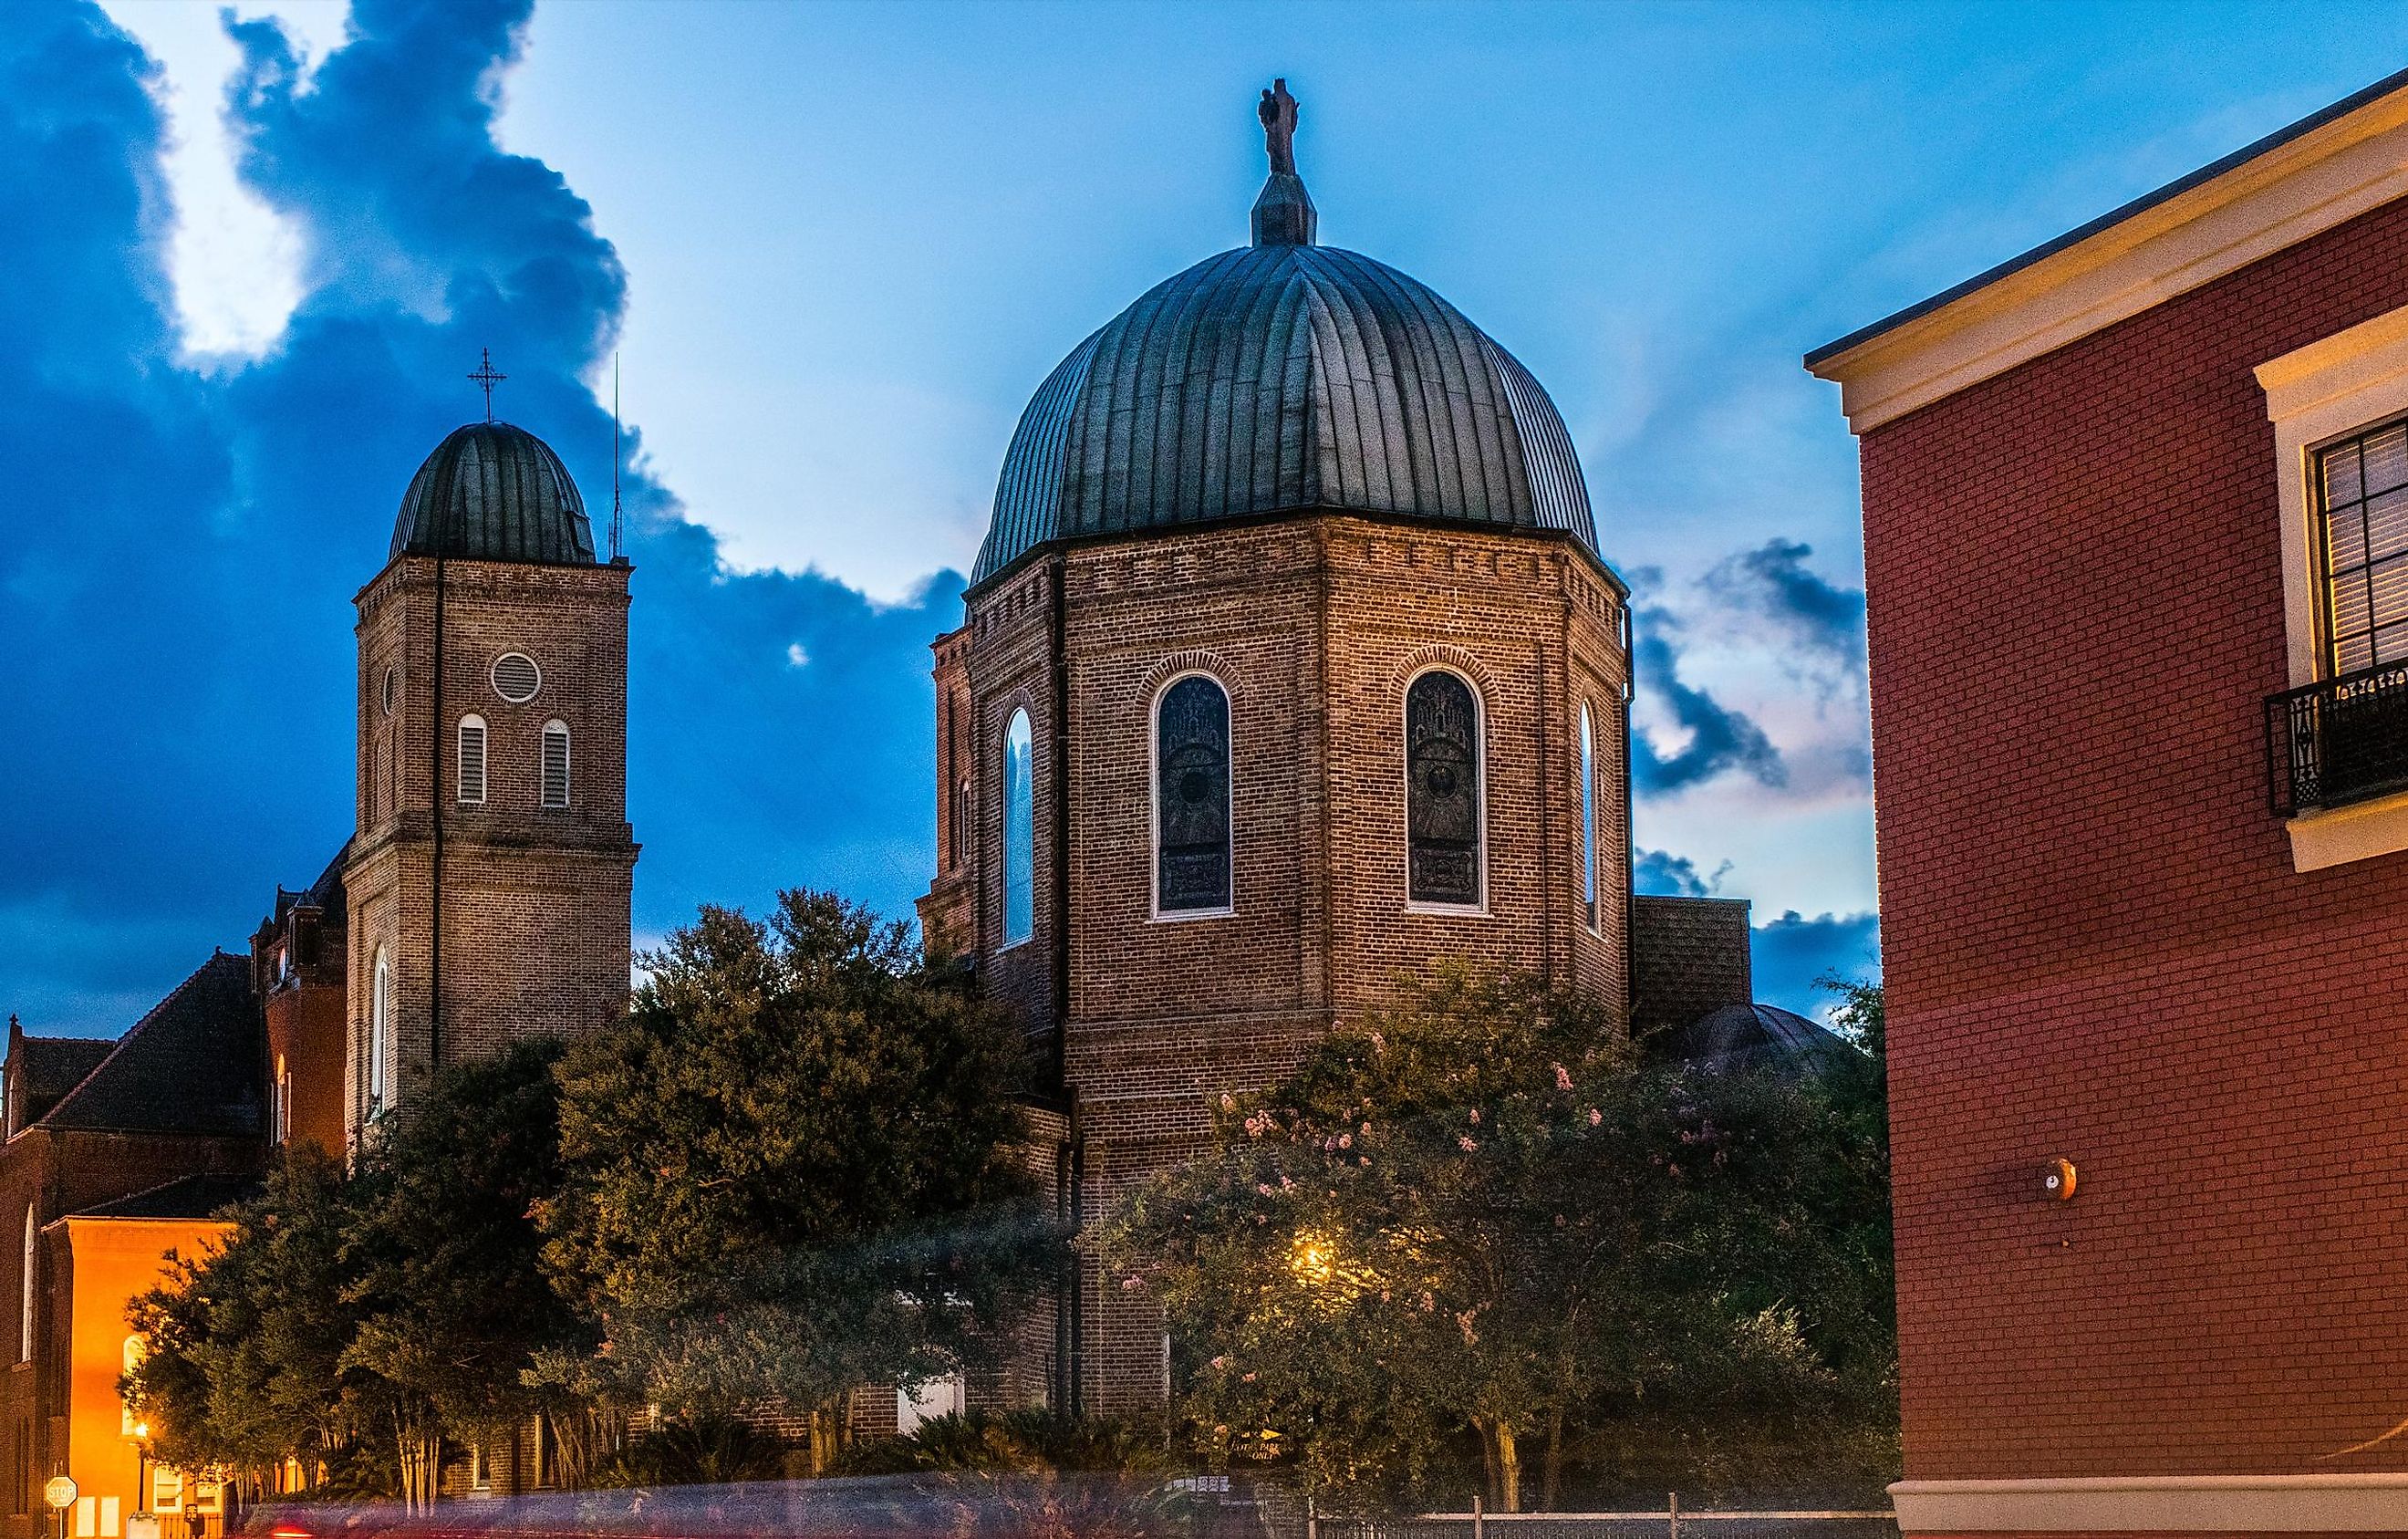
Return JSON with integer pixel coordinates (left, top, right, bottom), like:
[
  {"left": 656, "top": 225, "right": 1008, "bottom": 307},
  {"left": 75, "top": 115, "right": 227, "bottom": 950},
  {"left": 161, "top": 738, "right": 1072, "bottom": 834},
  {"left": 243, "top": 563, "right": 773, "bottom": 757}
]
[
  {"left": 1701, "top": 537, "right": 1866, "bottom": 685},
  {"left": 0, "top": 1, "right": 954, "bottom": 1031},
  {"left": 1633, "top": 847, "right": 1720, "bottom": 899},
  {"left": 1749, "top": 909, "right": 1880, "bottom": 1018},
  {"left": 1628, "top": 626, "right": 1787, "bottom": 795}
]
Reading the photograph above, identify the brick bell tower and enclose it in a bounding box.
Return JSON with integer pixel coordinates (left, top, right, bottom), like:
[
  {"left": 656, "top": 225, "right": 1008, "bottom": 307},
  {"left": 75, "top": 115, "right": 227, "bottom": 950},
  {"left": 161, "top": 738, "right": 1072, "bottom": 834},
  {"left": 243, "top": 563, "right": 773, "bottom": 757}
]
[
  {"left": 921, "top": 82, "right": 1632, "bottom": 1414},
  {"left": 341, "top": 386, "right": 637, "bottom": 1148}
]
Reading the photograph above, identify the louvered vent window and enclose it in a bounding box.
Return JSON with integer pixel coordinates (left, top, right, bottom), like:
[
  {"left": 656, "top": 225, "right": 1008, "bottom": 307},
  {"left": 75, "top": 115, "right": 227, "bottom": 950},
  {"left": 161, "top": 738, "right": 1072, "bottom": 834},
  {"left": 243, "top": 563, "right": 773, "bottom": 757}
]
[
  {"left": 457, "top": 715, "right": 488, "bottom": 805},
  {"left": 541, "top": 720, "right": 570, "bottom": 807},
  {"left": 492, "top": 651, "right": 541, "bottom": 703},
  {"left": 2318, "top": 419, "right": 2408, "bottom": 676}
]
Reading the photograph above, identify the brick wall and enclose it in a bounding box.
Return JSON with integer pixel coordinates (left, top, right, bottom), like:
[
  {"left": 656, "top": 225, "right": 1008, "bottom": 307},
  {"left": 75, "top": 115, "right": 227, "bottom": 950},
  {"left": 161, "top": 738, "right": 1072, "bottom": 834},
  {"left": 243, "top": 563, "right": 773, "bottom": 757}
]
[
  {"left": 933, "top": 514, "right": 1631, "bottom": 1409},
  {"left": 1856, "top": 191, "right": 2408, "bottom": 1479},
  {"left": 343, "top": 556, "right": 637, "bottom": 1140},
  {"left": 1627, "top": 895, "right": 1752, "bottom": 1035}
]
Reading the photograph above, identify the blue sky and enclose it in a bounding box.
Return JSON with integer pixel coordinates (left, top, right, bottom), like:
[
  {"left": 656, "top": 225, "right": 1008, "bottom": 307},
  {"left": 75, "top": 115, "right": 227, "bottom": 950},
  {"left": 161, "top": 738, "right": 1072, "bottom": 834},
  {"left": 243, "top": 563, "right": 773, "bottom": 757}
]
[{"left": 4, "top": 0, "right": 2396, "bottom": 1031}]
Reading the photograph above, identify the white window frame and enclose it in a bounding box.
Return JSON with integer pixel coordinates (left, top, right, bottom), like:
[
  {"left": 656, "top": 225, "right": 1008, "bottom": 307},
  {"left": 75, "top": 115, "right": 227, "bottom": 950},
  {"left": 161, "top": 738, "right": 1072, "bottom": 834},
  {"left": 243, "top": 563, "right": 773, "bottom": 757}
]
[
  {"left": 490, "top": 651, "right": 542, "bottom": 703},
  {"left": 1000, "top": 707, "right": 1035, "bottom": 950},
  {"left": 540, "top": 719, "right": 571, "bottom": 808},
  {"left": 1402, "top": 664, "right": 1489, "bottom": 916},
  {"left": 1148, "top": 670, "right": 1235, "bottom": 922},
  {"left": 1579, "top": 702, "right": 1600, "bottom": 935},
  {"left": 17, "top": 1207, "right": 31, "bottom": 1364},
  {"left": 2258, "top": 305, "right": 2408, "bottom": 870},
  {"left": 456, "top": 715, "right": 487, "bottom": 806}
]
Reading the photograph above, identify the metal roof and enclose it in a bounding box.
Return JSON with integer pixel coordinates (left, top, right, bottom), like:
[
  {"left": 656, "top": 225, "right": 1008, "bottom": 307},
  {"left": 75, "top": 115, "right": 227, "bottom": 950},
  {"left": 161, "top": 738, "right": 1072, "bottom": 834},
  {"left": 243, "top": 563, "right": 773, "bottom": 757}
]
[
  {"left": 971, "top": 240, "right": 1599, "bottom": 585},
  {"left": 391, "top": 421, "right": 597, "bottom": 566}
]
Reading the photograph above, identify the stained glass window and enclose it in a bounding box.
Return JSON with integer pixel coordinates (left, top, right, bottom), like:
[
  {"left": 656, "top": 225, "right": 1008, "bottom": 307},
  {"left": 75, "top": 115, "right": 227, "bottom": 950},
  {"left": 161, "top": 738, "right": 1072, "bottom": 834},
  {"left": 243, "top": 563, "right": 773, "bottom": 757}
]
[
  {"left": 1407, "top": 671, "right": 1482, "bottom": 906},
  {"left": 1156, "top": 675, "right": 1232, "bottom": 912},
  {"left": 1002, "top": 709, "right": 1034, "bottom": 946}
]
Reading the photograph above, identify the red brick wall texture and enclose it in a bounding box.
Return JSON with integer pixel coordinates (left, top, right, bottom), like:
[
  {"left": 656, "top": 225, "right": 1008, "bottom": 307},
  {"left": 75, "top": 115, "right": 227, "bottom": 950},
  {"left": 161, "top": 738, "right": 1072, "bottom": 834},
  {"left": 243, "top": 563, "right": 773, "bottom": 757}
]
[
  {"left": 925, "top": 515, "right": 1631, "bottom": 1409},
  {"left": 1857, "top": 192, "right": 2408, "bottom": 1479}
]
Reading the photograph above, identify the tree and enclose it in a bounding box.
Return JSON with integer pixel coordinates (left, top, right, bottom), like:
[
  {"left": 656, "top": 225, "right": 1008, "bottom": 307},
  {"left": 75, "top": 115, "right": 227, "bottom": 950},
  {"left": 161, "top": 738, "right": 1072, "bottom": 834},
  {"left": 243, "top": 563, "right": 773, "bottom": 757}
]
[
  {"left": 1095, "top": 965, "right": 1894, "bottom": 1513},
  {"left": 342, "top": 1038, "right": 589, "bottom": 1511},
  {"left": 125, "top": 1147, "right": 359, "bottom": 1492},
  {"left": 538, "top": 890, "right": 1058, "bottom": 1468}
]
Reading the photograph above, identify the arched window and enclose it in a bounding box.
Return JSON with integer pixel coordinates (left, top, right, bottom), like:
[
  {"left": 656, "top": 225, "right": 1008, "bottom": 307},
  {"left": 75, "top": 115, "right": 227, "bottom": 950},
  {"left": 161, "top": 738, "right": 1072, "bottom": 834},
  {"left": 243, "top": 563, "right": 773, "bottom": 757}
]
[
  {"left": 541, "top": 720, "right": 571, "bottom": 808},
  {"left": 273, "top": 1054, "right": 290, "bottom": 1146},
  {"left": 368, "top": 948, "right": 392, "bottom": 1114},
  {"left": 1154, "top": 674, "right": 1232, "bottom": 914},
  {"left": 456, "top": 715, "right": 487, "bottom": 806},
  {"left": 18, "top": 1206, "right": 32, "bottom": 1364},
  {"left": 1406, "top": 670, "right": 1484, "bottom": 908},
  {"left": 122, "top": 1336, "right": 143, "bottom": 1436},
  {"left": 1002, "top": 709, "right": 1034, "bottom": 947},
  {"left": 1580, "top": 704, "right": 1599, "bottom": 933}
]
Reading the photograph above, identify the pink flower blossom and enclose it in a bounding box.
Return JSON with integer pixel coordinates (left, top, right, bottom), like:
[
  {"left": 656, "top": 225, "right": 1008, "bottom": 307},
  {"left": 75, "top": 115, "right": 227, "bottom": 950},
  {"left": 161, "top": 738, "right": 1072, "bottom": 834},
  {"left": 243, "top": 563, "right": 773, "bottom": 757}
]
[
  {"left": 1257, "top": 1182, "right": 1276, "bottom": 1196},
  {"left": 1469, "top": 1108, "right": 1480, "bottom": 1124},
  {"left": 1458, "top": 1135, "right": 1478, "bottom": 1152},
  {"left": 1122, "top": 1274, "right": 1146, "bottom": 1292},
  {"left": 1587, "top": 1108, "right": 1602, "bottom": 1126},
  {"left": 1553, "top": 1064, "right": 1573, "bottom": 1091},
  {"left": 1337, "top": 1132, "right": 1352, "bottom": 1149},
  {"left": 1368, "top": 1031, "right": 1386, "bottom": 1053},
  {"left": 1279, "top": 1174, "right": 1296, "bottom": 1191},
  {"left": 1242, "top": 1371, "right": 1257, "bottom": 1383},
  {"left": 1210, "top": 1357, "right": 1228, "bottom": 1371},
  {"left": 1420, "top": 1291, "right": 1436, "bottom": 1311},
  {"left": 1358, "top": 1155, "right": 1370, "bottom": 1167}
]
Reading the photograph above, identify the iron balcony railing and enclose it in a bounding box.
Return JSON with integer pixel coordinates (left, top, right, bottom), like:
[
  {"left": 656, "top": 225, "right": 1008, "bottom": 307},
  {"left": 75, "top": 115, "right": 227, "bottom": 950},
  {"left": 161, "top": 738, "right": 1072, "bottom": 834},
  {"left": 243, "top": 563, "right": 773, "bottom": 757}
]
[{"left": 2267, "top": 658, "right": 2408, "bottom": 815}]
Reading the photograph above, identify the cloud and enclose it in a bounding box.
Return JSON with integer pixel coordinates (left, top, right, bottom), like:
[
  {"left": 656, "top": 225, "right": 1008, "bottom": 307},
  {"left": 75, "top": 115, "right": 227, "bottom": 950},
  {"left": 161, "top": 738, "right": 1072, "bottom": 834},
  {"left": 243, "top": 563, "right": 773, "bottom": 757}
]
[
  {"left": 1749, "top": 909, "right": 1881, "bottom": 1020},
  {"left": 1629, "top": 626, "right": 1787, "bottom": 795},
  {"left": 0, "top": 1, "right": 954, "bottom": 1032},
  {"left": 1701, "top": 538, "right": 1865, "bottom": 677},
  {"left": 1633, "top": 847, "right": 1727, "bottom": 899}
]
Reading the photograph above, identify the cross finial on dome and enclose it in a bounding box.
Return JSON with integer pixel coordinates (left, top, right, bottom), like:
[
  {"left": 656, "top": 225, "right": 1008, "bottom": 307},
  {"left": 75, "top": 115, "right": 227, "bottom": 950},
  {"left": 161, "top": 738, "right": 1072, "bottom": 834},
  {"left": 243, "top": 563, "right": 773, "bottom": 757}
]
[
  {"left": 468, "top": 348, "right": 506, "bottom": 421},
  {"left": 1251, "top": 78, "right": 1317, "bottom": 247}
]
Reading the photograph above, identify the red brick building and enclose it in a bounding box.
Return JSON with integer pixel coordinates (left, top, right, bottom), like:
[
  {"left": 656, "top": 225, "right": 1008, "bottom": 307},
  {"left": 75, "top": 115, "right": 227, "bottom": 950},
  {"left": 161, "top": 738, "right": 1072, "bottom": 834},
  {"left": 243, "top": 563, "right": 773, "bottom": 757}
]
[
  {"left": 1810, "top": 68, "right": 2408, "bottom": 1539},
  {"left": 921, "top": 85, "right": 1757, "bottom": 1413}
]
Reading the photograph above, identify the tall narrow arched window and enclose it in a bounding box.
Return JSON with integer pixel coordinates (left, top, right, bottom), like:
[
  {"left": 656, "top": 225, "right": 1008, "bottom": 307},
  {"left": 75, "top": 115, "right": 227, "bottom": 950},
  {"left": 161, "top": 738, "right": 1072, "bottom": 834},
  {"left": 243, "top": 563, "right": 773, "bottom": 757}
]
[
  {"left": 122, "top": 1336, "right": 144, "bottom": 1436},
  {"left": 368, "top": 948, "right": 392, "bottom": 1114},
  {"left": 1406, "top": 670, "right": 1484, "bottom": 908},
  {"left": 1579, "top": 704, "right": 1599, "bottom": 933},
  {"left": 1002, "top": 710, "right": 1034, "bottom": 947},
  {"left": 456, "top": 715, "right": 487, "bottom": 806},
  {"left": 1154, "top": 675, "right": 1232, "bottom": 914},
  {"left": 18, "top": 1207, "right": 32, "bottom": 1364},
  {"left": 540, "top": 720, "right": 571, "bottom": 808}
]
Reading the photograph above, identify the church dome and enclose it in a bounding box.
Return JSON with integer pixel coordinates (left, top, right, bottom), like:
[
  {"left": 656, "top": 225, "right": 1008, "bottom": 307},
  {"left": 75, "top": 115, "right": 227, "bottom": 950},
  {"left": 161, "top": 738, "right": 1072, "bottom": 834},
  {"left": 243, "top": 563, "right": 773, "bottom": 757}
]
[
  {"left": 391, "top": 420, "right": 597, "bottom": 566},
  {"left": 971, "top": 88, "right": 1595, "bottom": 586}
]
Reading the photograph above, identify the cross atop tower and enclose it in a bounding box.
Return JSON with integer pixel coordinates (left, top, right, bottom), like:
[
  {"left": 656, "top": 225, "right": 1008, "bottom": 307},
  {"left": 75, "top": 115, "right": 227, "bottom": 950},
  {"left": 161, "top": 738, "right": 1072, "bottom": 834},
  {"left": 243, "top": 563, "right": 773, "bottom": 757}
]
[{"left": 468, "top": 348, "right": 506, "bottom": 421}]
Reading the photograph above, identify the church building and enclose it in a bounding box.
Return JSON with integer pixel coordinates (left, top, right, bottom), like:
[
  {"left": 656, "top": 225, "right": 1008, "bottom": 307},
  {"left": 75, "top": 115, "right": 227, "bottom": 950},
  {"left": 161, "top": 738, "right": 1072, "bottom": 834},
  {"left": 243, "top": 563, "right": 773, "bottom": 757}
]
[{"left": 921, "top": 82, "right": 1754, "bottom": 1414}]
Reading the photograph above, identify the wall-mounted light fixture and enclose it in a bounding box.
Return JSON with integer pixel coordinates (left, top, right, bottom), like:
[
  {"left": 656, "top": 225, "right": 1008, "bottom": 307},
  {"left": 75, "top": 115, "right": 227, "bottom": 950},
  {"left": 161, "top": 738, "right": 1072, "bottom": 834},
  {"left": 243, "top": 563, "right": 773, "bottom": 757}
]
[{"left": 2042, "top": 1157, "right": 2078, "bottom": 1201}]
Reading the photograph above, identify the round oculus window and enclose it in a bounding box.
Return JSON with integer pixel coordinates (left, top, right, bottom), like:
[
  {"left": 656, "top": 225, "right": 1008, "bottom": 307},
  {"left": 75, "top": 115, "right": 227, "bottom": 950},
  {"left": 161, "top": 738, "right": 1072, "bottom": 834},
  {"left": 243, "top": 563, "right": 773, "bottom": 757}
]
[{"left": 491, "top": 652, "right": 541, "bottom": 703}]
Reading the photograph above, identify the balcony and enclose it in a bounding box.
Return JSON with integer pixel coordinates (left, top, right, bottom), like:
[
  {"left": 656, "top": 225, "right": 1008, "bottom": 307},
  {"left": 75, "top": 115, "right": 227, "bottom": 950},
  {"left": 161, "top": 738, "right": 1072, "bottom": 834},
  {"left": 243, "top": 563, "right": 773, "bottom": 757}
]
[{"left": 2266, "top": 660, "right": 2408, "bottom": 815}]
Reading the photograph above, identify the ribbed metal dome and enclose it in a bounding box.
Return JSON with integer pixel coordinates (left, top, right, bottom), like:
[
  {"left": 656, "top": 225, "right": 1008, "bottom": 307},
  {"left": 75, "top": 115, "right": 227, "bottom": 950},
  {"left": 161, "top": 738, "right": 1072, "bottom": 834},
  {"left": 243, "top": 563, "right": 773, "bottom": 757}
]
[
  {"left": 971, "top": 242, "right": 1597, "bottom": 585},
  {"left": 391, "top": 421, "right": 597, "bottom": 566}
]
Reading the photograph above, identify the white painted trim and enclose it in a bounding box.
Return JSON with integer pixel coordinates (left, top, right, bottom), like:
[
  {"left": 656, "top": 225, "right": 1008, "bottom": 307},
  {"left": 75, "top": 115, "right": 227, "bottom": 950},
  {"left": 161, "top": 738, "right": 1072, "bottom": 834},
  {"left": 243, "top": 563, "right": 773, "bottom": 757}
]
[
  {"left": 2256, "top": 307, "right": 2408, "bottom": 872},
  {"left": 999, "top": 706, "right": 1035, "bottom": 950},
  {"left": 1147, "top": 669, "right": 1236, "bottom": 922},
  {"left": 1891, "top": 1472, "right": 2408, "bottom": 1533},
  {"left": 1813, "top": 88, "right": 2408, "bottom": 433},
  {"left": 1401, "top": 664, "right": 1489, "bottom": 917}
]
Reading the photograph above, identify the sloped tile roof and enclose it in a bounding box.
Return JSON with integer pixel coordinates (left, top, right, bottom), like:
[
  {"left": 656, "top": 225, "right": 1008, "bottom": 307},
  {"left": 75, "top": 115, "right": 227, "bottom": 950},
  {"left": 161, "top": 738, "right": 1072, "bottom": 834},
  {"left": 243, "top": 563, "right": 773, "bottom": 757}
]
[{"left": 40, "top": 951, "right": 263, "bottom": 1138}]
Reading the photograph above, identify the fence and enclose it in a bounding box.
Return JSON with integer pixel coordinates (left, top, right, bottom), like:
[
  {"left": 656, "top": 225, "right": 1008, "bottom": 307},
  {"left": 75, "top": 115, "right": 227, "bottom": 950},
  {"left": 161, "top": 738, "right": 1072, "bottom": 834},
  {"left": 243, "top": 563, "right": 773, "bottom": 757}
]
[{"left": 1303, "top": 1496, "right": 1895, "bottom": 1539}]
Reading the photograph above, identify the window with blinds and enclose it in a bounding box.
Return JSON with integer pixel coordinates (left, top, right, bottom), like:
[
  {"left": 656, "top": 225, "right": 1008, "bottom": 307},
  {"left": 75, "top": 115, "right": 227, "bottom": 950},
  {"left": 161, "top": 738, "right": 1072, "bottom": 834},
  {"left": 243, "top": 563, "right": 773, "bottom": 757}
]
[
  {"left": 457, "top": 716, "right": 487, "bottom": 805},
  {"left": 2317, "top": 419, "right": 2408, "bottom": 676},
  {"left": 541, "top": 720, "right": 570, "bottom": 807}
]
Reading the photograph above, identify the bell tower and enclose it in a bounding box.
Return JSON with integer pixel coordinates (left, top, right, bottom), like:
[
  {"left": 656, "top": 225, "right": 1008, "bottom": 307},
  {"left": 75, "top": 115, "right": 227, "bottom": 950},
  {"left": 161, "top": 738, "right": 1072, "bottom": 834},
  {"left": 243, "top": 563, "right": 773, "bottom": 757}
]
[{"left": 341, "top": 398, "right": 637, "bottom": 1148}]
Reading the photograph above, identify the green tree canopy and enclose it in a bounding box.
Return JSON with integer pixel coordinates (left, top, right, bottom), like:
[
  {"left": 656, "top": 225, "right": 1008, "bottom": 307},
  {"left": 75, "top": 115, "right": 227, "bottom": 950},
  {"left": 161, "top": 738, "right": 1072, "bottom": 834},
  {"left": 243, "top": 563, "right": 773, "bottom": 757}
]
[
  {"left": 1095, "top": 966, "right": 1894, "bottom": 1513},
  {"left": 538, "top": 890, "right": 1057, "bottom": 1460}
]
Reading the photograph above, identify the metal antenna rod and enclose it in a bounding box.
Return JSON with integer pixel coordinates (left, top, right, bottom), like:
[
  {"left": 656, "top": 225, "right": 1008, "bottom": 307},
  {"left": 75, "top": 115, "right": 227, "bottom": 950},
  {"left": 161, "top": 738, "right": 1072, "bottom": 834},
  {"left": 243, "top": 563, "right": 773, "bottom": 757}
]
[{"left": 610, "top": 352, "right": 623, "bottom": 561}]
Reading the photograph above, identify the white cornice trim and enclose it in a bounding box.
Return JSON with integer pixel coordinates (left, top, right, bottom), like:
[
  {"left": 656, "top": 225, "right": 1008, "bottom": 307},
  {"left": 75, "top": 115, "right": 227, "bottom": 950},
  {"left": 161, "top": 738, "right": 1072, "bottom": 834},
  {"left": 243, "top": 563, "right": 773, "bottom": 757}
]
[
  {"left": 1892, "top": 1473, "right": 2408, "bottom": 1533},
  {"left": 1811, "top": 88, "right": 2408, "bottom": 434}
]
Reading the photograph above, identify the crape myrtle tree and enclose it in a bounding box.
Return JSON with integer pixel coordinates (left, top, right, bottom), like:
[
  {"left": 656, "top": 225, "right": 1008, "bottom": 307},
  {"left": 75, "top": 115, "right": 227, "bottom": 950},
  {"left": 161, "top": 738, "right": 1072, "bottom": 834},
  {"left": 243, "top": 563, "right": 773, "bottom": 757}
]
[
  {"left": 1094, "top": 966, "right": 1894, "bottom": 1514},
  {"left": 536, "top": 890, "right": 1060, "bottom": 1472},
  {"left": 124, "top": 1043, "right": 584, "bottom": 1513}
]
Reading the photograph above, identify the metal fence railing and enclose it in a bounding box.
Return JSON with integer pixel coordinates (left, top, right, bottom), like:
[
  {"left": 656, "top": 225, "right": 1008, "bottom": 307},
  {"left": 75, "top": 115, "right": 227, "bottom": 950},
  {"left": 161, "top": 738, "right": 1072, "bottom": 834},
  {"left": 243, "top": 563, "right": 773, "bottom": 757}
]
[{"left": 1306, "top": 1498, "right": 1896, "bottom": 1539}]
